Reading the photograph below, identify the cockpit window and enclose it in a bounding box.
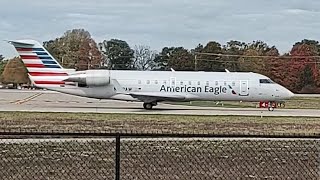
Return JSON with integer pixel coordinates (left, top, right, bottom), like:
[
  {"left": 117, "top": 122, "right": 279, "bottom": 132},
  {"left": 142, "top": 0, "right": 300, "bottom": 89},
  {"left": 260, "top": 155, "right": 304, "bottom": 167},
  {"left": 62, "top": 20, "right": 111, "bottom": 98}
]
[{"left": 259, "top": 79, "right": 274, "bottom": 84}]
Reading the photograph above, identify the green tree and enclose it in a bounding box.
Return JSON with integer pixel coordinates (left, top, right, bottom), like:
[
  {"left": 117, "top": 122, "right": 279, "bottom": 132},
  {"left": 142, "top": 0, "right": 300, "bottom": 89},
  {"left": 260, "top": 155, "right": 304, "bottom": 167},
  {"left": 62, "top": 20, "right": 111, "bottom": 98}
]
[
  {"left": 0, "top": 57, "right": 29, "bottom": 87},
  {"left": 167, "top": 47, "right": 194, "bottom": 71},
  {"left": 239, "top": 41, "right": 274, "bottom": 74},
  {"left": 0, "top": 55, "right": 7, "bottom": 79},
  {"left": 99, "top": 39, "right": 134, "bottom": 70},
  {"left": 153, "top": 47, "right": 175, "bottom": 70},
  {"left": 154, "top": 47, "right": 194, "bottom": 71},
  {"left": 44, "top": 29, "right": 103, "bottom": 70},
  {"left": 0, "top": 60, "right": 7, "bottom": 78},
  {"left": 195, "top": 41, "right": 224, "bottom": 71},
  {"left": 222, "top": 40, "right": 247, "bottom": 71}
]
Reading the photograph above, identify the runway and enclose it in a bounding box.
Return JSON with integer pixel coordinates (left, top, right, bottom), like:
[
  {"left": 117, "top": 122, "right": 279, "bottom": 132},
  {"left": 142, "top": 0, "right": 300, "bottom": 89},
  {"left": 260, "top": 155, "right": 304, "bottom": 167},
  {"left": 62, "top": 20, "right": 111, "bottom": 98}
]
[{"left": 1, "top": 89, "right": 320, "bottom": 117}]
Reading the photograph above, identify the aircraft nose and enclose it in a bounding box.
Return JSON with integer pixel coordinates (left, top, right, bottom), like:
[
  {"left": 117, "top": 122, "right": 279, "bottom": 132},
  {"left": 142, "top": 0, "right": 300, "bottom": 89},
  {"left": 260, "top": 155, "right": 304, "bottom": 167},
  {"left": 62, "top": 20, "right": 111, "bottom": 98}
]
[{"left": 285, "top": 89, "right": 294, "bottom": 99}]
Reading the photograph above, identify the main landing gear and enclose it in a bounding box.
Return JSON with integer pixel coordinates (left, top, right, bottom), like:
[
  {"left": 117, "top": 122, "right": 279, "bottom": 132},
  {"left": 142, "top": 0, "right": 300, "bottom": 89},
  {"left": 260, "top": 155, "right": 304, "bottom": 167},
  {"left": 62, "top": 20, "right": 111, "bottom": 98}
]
[{"left": 143, "top": 102, "right": 157, "bottom": 110}]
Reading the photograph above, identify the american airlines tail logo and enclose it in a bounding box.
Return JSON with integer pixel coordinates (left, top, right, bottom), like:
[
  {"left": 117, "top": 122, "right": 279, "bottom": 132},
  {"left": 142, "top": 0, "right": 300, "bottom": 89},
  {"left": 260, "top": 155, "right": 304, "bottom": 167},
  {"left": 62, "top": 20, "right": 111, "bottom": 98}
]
[{"left": 160, "top": 84, "right": 238, "bottom": 95}]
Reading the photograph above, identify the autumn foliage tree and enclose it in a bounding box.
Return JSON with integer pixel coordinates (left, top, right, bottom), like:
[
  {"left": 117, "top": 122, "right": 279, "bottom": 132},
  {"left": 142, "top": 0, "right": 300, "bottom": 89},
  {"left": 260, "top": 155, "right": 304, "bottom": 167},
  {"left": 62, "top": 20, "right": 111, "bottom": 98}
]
[
  {"left": 287, "top": 40, "right": 320, "bottom": 92},
  {"left": 78, "top": 38, "right": 103, "bottom": 70},
  {"left": 264, "top": 50, "right": 288, "bottom": 87},
  {"left": 44, "top": 29, "right": 103, "bottom": 70},
  {"left": 0, "top": 57, "right": 29, "bottom": 87},
  {"left": 2, "top": 27, "right": 320, "bottom": 93}
]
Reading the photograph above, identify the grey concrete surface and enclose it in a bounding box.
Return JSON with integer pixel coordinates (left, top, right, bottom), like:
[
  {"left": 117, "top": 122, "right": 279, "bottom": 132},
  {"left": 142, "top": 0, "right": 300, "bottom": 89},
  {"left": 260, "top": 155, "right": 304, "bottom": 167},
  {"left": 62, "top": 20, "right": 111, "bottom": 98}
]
[{"left": 1, "top": 89, "right": 320, "bottom": 117}]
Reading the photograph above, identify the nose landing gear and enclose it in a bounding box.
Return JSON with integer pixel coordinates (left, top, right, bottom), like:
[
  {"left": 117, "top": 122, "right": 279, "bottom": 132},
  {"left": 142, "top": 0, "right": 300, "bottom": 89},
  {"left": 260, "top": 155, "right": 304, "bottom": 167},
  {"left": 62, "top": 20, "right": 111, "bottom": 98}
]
[
  {"left": 260, "top": 101, "right": 285, "bottom": 111},
  {"left": 268, "top": 106, "right": 274, "bottom": 111},
  {"left": 268, "top": 102, "right": 275, "bottom": 111}
]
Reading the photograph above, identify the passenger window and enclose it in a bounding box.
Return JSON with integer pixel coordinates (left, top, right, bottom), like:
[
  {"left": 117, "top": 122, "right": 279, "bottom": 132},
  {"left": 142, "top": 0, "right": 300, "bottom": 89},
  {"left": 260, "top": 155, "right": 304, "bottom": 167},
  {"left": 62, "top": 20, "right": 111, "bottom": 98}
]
[
  {"left": 138, "top": 80, "right": 141, "bottom": 84},
  {"left": 224, "top": 81, "right": 227, "bottom": 86},
  {"left": 197, "top": 81, "right": 201, "bottom": 85},
  {"left": 163, "top": 80, "right": 166, "bottom": 84},
  {"left": 189, "top": 81, "right": 192, "bottom": 85},
  {"left": 180, "top": 81, "right": 183, "bottom": 85},
  {"left": 155, "top": 80, "right": 158, "bottom": 84},
  {"left": 215, "top": 81, "right": 218, "bottom": 86},
  {"left": 206, "top": 81, "right": 209, "bottom": 86},
  {"left": 232, "top": 81, "right": 235, "bottom": 86},
  {"left": 260, "top": 79, "right": 274, "bottom": 84},
  {"left": 147, "top": 80, "right": 150, "bottom": 84}
]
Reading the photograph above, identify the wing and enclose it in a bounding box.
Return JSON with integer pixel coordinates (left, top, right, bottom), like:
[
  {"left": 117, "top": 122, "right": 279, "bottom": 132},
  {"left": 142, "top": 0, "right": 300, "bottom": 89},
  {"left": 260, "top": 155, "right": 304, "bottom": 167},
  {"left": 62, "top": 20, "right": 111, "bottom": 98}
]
[{"left": 129, "top": 92, "right": 186, "bottom": 102}]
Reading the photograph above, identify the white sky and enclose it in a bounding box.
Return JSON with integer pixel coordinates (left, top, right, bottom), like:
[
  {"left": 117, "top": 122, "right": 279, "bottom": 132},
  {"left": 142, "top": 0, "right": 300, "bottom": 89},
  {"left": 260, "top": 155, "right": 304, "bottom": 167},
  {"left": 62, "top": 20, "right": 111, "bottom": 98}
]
[{"left": 0, "top": 0, "right": 320, "bottom": 58}]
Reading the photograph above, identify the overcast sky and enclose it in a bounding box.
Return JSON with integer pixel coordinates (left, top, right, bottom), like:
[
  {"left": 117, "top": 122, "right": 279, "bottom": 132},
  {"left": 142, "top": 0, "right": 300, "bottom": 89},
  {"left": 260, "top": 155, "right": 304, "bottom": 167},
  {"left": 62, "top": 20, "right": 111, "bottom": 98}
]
[{"left": 1, "top": 0, "right": 320, "bottom": 58}]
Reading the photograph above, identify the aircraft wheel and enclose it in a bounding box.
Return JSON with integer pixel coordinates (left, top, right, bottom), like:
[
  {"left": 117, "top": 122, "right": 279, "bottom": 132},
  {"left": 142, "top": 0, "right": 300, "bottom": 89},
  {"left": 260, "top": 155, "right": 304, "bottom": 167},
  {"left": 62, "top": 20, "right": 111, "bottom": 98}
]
[
  {"left": 267, "top": 101, "right": 275, "bottom": 111},
  {"left": 143, "top": 103, "right": 153, "bottom": 110},
  {"left": 268, "top": 107, "right": 274, "bottom": 111}
]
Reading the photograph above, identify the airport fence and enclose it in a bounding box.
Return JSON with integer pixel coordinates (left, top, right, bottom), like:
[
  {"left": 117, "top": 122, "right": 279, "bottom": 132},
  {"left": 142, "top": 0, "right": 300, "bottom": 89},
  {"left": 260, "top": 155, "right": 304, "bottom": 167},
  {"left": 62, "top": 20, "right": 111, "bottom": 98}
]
[{"left": 0, "top": 131, "right": 319, "bottom": 180}]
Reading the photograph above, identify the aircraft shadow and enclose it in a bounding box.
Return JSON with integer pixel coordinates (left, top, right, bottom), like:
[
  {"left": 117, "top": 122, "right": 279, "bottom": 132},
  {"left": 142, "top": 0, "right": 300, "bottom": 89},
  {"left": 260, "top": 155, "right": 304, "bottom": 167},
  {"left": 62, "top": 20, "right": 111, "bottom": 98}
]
[{"left": 44, "top": 105, "right": 268, "bottom": 112}]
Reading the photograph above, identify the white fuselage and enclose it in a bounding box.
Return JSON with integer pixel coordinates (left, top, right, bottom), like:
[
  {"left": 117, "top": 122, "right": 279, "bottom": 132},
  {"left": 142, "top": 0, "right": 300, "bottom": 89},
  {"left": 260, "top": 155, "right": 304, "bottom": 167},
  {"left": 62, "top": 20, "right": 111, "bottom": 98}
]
[
  {"left": 46, "top": 70, "right": 294, "bottom": 103},
  {"left": 8, "top": 39, "right": 294, "bottom": 110}
]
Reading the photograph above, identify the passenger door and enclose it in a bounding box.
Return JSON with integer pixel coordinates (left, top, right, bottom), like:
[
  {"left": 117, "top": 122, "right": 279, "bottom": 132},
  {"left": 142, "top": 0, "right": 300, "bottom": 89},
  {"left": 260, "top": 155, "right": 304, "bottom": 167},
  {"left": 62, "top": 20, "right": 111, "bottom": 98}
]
[{"left": 239, "top": 80, "right": 249, "bottom": 96}]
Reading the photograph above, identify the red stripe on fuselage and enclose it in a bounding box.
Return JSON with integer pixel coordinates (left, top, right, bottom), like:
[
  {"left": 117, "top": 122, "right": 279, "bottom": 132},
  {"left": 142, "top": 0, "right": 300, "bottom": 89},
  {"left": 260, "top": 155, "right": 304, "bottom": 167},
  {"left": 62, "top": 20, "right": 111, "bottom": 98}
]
[
  {"left": 20, "top": 55, "right": 39, "bottom": 59},
  {"left": 16, "top": 48, "right": 33, "bottom": 52},
  {"left": 29, "top": 72, "right": 68, "bottom": 76},
  {"left": 34, "top": 81, "right": 65, "bottom": 85},
  {"left": 25, "top": 64, "right": 45, "bottom": 68}
]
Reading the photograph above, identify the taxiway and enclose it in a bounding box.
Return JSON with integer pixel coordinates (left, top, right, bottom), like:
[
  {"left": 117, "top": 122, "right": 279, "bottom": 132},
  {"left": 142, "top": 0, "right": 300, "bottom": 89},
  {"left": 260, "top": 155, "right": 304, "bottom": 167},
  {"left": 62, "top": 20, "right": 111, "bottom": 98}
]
[{"left": 0, "top": 89, "right": 320, "bottom": 117}]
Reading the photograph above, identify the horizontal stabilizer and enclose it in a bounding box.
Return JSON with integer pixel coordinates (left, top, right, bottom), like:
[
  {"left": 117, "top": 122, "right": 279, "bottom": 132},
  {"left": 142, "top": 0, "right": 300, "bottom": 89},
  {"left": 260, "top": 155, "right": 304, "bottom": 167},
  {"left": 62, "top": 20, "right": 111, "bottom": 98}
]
[{"left": 7, "top": 40, "right": 35, "bottom": 46}]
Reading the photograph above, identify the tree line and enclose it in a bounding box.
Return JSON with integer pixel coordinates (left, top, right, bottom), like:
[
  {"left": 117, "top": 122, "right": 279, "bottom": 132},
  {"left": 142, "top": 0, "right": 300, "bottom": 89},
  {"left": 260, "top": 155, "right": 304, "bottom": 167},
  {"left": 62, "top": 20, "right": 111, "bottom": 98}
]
[{"left": 0, "top": 29, "right": 320, "bottom": 93}]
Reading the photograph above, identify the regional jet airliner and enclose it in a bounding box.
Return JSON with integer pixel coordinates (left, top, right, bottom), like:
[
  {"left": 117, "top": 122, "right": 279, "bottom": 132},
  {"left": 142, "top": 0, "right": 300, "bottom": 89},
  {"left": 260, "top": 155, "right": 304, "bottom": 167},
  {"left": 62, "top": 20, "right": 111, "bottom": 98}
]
[{"left": 8, "top": 40, "right": 294, "bottom": 110}]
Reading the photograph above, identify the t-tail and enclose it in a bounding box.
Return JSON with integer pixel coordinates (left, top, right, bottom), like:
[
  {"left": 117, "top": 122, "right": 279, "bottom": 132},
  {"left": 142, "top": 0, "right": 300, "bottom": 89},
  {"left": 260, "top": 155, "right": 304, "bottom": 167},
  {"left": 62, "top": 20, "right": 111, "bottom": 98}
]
[{"left": 8, "top": 40, "right": 75, "bottom": 88}]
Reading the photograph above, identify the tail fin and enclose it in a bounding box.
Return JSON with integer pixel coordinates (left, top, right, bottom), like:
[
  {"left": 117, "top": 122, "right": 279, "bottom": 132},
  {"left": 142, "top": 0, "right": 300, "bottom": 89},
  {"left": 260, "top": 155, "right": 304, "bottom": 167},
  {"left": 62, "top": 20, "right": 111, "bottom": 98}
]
[{"left": 8, "top": 40, "right": 74, "bottom": 88}]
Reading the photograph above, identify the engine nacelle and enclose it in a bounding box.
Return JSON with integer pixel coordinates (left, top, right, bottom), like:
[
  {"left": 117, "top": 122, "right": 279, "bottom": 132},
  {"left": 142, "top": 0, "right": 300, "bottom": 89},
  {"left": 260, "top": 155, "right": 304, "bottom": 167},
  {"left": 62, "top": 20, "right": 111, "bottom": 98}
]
[{"left": 66, "top": 70, "right": 110, "bottom": 87}]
